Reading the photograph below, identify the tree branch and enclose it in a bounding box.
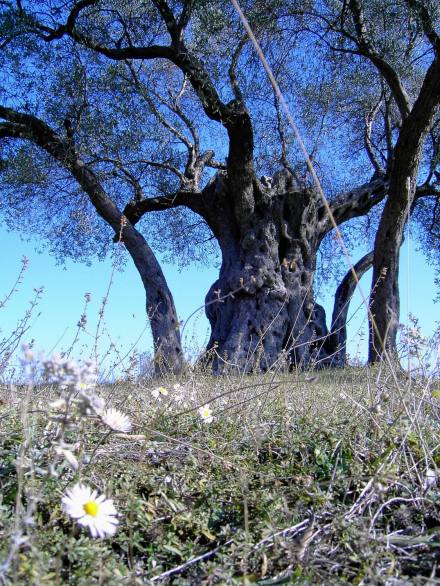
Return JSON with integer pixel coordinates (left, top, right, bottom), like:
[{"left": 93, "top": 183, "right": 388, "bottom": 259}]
[
  {"left": 318, "top": 176, "right": 389, "bottom": 235},
  {"left": 228, "top": 35, "right": 247, "bottom": 101},
  {"left": 327, "top": 250, "right": 374, "bottom": 364},
  {"left": 37, "top": 0, "right": 98, "bottom": 41},
  {"left": 122, "top": 191, "right": 202, "bottom": 226},
  {"left": 383, "top": 93, "right": 395, "bottom": 173},
  {"left": 0, "top": 106, "right": 122, "bottom": 232},
  {"left": 274, "top": 92, "right": 296, "bottom": 176},
  {"left": 415, "top": 184, "right": 440, "bottom": 199},
  {"left": 177, "top": 0, "right": 194, "bottom": 39},
  {"left": 151, "top": 0, "right": 180, "bottom": 43},
  {"left": 364, "top": 97, "right": 384, "bottom": 174},
  {"left": 27, "top": 0, "right": 255, "bottom": 211},
  {"left": 348, "top": 0, "right": 411, "bottom": 120},
  {"left": 405, "top": 0, "right": 440, "bottom": 54}
]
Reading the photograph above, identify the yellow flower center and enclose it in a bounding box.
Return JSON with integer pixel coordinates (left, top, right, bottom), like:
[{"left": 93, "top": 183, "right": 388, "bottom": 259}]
[{"left": 83, "top": 500, "right": 99, "bottom": 516}]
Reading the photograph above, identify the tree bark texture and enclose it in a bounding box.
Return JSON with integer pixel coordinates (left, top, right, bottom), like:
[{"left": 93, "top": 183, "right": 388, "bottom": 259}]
[
  {"left": 202, "top": 172, "right": 319, "bottom": 371},
  {"left": 198, "top": 171, "right": 386, "bottom": 372}
]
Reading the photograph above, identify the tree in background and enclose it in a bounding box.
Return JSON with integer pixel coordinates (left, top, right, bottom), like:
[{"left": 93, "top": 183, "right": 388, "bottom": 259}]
[
  {"left": 0, "top": 0, "right": 439, "bottom": 371},
  {"left": 304, "top": 0, "right": 440, "bottom": 360}
]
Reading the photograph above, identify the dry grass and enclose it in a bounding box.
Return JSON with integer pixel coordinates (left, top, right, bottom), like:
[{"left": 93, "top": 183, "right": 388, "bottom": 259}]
[{"left": 1, "top": 361, "right": 439, "bottom": 585}]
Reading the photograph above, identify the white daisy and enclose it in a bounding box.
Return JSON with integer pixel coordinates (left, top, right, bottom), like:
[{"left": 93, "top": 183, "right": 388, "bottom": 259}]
[
  {"left": 100, "top": 408, "right": 132, "bottom": 433},
  {"left": 198, "top": 404, "right": 214, "bottom": 424},
  {"left": 62, "top": 484, "right": 118, "bottom": 538}
]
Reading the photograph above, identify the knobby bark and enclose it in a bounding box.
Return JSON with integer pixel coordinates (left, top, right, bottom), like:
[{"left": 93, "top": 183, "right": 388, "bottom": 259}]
[
  {"left": 189, "top": 171, "right": 388, "bottom": 372},
  {"left": 0, "top": 108, "right": 183, "bottom": 374}
]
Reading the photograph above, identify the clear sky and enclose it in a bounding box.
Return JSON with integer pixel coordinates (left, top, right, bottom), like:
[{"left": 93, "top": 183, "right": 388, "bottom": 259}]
[{"left": 1, "top": 221, "right": 438, "bottom": 378}]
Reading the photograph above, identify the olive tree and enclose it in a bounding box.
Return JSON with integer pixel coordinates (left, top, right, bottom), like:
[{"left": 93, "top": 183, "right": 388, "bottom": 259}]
[
  {"left": 289, "top": 0, "right": 440, "bottom": 360},
  {"left": 0, "top": 0, "right": 439, "bottom": 371}
]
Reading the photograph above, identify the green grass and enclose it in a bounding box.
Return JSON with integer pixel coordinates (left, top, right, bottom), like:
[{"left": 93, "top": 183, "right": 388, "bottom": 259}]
[{"left": 1, "top": 366, "right": 439, "bottom": 585}]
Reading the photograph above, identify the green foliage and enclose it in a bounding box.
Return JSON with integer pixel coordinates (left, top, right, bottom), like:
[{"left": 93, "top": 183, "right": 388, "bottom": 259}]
[{"left": 1, "top": 0, "right": 438, "bottom": 280}]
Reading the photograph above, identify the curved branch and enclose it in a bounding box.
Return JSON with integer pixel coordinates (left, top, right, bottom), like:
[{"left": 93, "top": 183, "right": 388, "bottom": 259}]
[
  {"left": 327, "top": 250, "right": 374, "bottom": 365},
  {"left": 121, "top": 190, "right": 202, "bottom": 226},
  {"left": 126, "top": 63, "right": 194, "bottom": 150},
  {"left": 32, "top": 1, "right": 254, "bottom": 190},
  {"left": 0, "top": 107, "right": 184, "bottom": 373},
  {"left": 405, "top": 0, "right": 440, "bottom": 54},
  {"left": 228, "top": 35, "right": 247, "bottom": 101},
  {"left": 177, "top": 0, "right": 194, "bottom": 38},
  {"left": 0, "top": 107, "right": 122, "bottom": 230},
  {"left": 37, "top": 0, "right": 98, "bottom": 40}
]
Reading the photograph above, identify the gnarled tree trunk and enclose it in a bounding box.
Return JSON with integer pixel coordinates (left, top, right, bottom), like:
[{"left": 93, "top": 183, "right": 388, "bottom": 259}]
[{"left": 201, "top": 171, "right": 380, "bottom": 372}]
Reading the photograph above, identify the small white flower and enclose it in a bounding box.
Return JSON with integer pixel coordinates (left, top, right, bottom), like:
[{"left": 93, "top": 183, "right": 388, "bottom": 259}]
[
  {"left": 100, "top": 408, "right": 132, "bottom": 433},
  {"left": 198, "top": 404, "right": 214, "bottom": 424},
  {"left": 151, "top": 386, "right": 169, "bottom": 400},
  {"left": 62, "top": 484, "right": 118, "bottom": 538}
]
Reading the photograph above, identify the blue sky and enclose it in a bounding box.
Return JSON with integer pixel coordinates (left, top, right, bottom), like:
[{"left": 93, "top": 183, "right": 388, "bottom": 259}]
[{"left": 1, "top": 222, "right": 438, "bottom": 376}]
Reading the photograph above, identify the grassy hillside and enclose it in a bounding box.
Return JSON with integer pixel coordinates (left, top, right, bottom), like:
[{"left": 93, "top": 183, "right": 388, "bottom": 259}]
[{"left": 1, "top": 359, "right": 439, "bottom": 585}]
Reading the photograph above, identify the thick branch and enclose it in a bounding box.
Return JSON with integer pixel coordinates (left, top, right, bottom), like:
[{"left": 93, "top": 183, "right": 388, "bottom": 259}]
[
  {"left": 0, "top": 106, "right": 123, "bottom": 230},
  {"left": 122, "top": 191, "right": 202, "bottom": 226},
  {"left": 34, "top": 2, "right": 255, "bottom": 193},
  {"left": 415, "top": 184, "right": 440, "bottom": 198},
  {"left": 318, "top": 176, "right": 388, "bottom": 236},
  {"left": 368, "top": 49, "right": 440, "bottom": 362},
  {"left": 37, "top": 0, "right": 98, "bottom": 40},
  {"left": 0, "top": 107, "right": 184, "bottom": 373}
]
